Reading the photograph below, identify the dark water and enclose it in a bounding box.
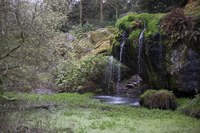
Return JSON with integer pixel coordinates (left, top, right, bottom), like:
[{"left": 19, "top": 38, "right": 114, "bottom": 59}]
[{"left": 94, "top": 95, "right": 140, "bottom": 107}]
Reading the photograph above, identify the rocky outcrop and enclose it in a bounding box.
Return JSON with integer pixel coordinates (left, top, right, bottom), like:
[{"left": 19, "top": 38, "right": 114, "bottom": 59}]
[
  {"left": 167, "top": 46, "right": 200, "bottom": 95},
  {"left": 111, "top": 11, "right": 200, "bottom": 96}
]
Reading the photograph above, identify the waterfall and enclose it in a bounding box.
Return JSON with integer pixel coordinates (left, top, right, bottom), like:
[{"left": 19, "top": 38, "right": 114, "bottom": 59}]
[
  {"left": 138, "top": 22, "right": 146, "bottom": 73},
  {"left": 107, "top": 56, "right": 114, "bottom": 94},
  {"left": 116, "top": 31, "right": 127, "bottom": 95}
]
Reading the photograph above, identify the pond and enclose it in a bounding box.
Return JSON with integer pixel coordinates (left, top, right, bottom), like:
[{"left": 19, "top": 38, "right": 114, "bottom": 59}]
[{"left": 94, "top": 95, "right": 140, "bottom": 107}]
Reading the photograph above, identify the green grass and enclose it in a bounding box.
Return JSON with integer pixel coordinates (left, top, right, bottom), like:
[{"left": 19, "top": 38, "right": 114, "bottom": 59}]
[
  {"left": 1, "top": 92, "right": 200, "bottom": 133},
  {"left": 177, "top": 96, "right": 200, "bottom": 119}
]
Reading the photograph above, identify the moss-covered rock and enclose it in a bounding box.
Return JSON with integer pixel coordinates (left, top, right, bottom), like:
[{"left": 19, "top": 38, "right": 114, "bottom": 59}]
[
  {"left": 180, "top": 95, "right": 200, "bottom": 119},
  {"left": 90, "top": 38, "right": 112, "bottom": 55},
  {"left": 111, "top": 13, "right": 165, "bottom": 78},
  {"left": 115, "top": 13, "right": 165, "bottom": 41},
  {"left": 88, "top": 28, "right": 116, "bottom": 44},
  {"left": 139, "top": 90, "right": 177, "bottom": 110}
]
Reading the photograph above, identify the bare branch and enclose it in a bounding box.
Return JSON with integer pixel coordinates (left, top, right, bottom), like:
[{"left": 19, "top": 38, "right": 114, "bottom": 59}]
[
  {"left": 0, "top": 63, "right": 8, "bottom": 76},
  {"left": 0, "top": 65, "right": 20, "bottom": 75},
  {"left": 0, "top": 44, "right": 23, "bottom": 61}
]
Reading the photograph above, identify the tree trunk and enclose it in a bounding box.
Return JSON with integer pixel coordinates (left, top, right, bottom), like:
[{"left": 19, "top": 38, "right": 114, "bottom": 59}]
[
  {"left": 80, "top": 0, "right": 83, "bottom": 26},
  {"left": 115, "top": 5, "right": 118, "bottom": 20},
  {"left": 100, "top": 0, "right": 103, "bottom": 24},
  {"left": 0, "top": 77, "right": 3, "bottom": 98}
]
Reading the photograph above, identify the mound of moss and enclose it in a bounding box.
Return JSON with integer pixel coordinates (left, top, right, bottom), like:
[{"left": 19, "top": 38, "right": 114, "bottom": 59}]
[
  {"left": 115, "top": 13, "right": 165, "bottom": 41},
  {"left": 140, "top": 90, "right": 177, "bottom": 110},
  {"left": 180, "top": 95, "right": 200, "bottom": 119}
]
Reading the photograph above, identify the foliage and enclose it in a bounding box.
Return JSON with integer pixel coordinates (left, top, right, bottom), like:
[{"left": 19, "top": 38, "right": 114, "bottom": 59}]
[
  {"left": 69, "top": 23, "right": 95, "bottom": 38},
  {"left": 0, "top": 0, "right": 70, "bottom": 91},
  {"left": 1, "top": 92, "right": 200, "bottom": 132},
  {"left": 161, "top": 9, "right": 200, "bottom": 50},
  {"left": 184, "top": 0, "right": 200, "bottom": 17},
  {"left": 138, "top": 0, "right": 188, "bottom": 13},
  {"left": 54, "top": 55, "right": 110, "bottom": 92},
  {"left": 180, "top": 95, "right": 200, "bottom": 119},
  {"left": 140, "top": 90, "right": 177, "bottom": 110}
]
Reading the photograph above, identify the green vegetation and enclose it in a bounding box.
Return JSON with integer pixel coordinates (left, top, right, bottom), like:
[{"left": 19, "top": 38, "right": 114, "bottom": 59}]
[
  {"left": 115, "top": 13, "right": 165, "bottom": 41},
  {"left": 140, "top": 90, "right": 177, "bottom": 110},
  {"left": 161, "top": 8, "right": 200, "bottom": 51},
  {"left": 179, "top": 95, "right": 200, "bottom": 119},
  {"left": 54, "top": 55, "right": 109, "bottom": 92},
  {"left": 69, "top": 24, "right": 95, "bottom": 38},
  {"left": 1, "top": 92, "right": 200, "bottom": 133}
]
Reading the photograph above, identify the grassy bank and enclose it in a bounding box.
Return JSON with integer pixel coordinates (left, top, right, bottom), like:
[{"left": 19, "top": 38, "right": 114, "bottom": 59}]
[{"left": 0, "top": 92, "right": 200, "bottom": 133}]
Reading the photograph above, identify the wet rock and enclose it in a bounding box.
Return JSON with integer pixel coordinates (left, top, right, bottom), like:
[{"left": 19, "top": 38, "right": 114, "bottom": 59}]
[{"left": 166, "top": 45, "right": 200, "bottom": 95}]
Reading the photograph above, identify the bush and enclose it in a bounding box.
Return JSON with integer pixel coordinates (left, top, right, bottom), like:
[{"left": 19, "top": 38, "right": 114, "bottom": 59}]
[
  {"left": 140, "top": 90, "right": 177, "bottom": 110},
  {"left": 161, "top": 9, "right": 200, "bottom": 50},
  {"left": 180, "top": 95, "right": 200, "bottom": 119},
  {"left": 53, "top": 55, "right": 106, "bottom": 91},
  {"left": 69, "top": 23, "right": 95, "bottom": 38}
]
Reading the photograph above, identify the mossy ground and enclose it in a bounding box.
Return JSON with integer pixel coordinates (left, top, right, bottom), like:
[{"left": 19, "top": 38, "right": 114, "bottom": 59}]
[
  {"left": 178, "top": 96, "right": 200, "bottom": 119},
  {"left": 0, "top": 92, "right": 200, "bottom": 133}
]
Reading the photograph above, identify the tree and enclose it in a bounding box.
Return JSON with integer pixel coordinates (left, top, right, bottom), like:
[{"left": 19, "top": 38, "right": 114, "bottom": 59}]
[
  {"left": 0, "top": 0, "right": 70, "bottom": 91},
  {"left": 100, "top": 0, "right": 103, "bottom": 24},
  {"left": 79, "top": 0, "right": 83, "bottom": 25},
  {"left": 138, "top": 0, "right": 188, "bottom": 13}
]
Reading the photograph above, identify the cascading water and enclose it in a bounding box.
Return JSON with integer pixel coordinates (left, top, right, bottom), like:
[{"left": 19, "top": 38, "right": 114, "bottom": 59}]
[
  {"left": 116, "top": 31, "right": 127, "bottom": 95},
  {"left": 138, "top": 22, "right": 146, "bottom": 73},
  {"left": 104, "top": 56, "right": 114, "bottom": 94}
]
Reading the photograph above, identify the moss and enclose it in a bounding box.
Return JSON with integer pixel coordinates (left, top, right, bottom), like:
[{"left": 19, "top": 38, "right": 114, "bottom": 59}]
[
  {"left": 180, "top": 95, "right": 200, "bottom": 119},
  {"left": 88, "top": 38, "right": 112, "bottom": 56},
  {"left": 88, "top": 28, "right": 114, "bottom": 44},
  {"left": 115, "top": 13, "right": 165, "bottom": 40},
  {"left": 128, "top": 29, "right": 141, "bottom": 41},
  {"left": 140, "top": 90, "right": 177, "bottom": 110},
  {"left": 140, "top": 90, "right": 157, "bottom": 103}
]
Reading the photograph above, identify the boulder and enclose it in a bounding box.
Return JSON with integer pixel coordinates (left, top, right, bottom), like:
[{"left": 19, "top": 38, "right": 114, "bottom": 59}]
[
  {"left": 166, "top": 46, "right": 200, "bottom": 95},
  {"left": 87, "top": 28, "right": 115, "bottom": 44}
]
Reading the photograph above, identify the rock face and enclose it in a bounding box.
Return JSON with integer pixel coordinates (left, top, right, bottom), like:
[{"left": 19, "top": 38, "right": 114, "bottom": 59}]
[
  {"left": 167, "top": 47, "right": 200, "bottom": 94},
  {"left": 111, "top": 12, "right": 200, "bottom": 96},
  {"left": 143, "top": 35, "right": 200, "bottom": 95}
]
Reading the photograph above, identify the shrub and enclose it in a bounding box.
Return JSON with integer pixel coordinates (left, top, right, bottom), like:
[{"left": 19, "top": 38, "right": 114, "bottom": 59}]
[
  {"left": 53, "top": 55, "right": 127, "bottom": 93},
  {"left": 69, "top": 23, "right": 95, "bottom": 38},
  {"left": 161, "top": 9, "right": 200, "bottom": 50},
  {"left": 180, "top": 95, "right": 200, "bottom": 119},
  {"left": 53, "top": 55, "right": 107, "bottom": 91},
  {"left": 140, "top": 90, "right": 177, "bottom": 110}
]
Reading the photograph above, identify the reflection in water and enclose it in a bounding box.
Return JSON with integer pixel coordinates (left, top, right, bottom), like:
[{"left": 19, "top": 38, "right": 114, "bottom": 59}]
[{"left": 94, "top": 95, "right": 139, "bottom": 106}]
